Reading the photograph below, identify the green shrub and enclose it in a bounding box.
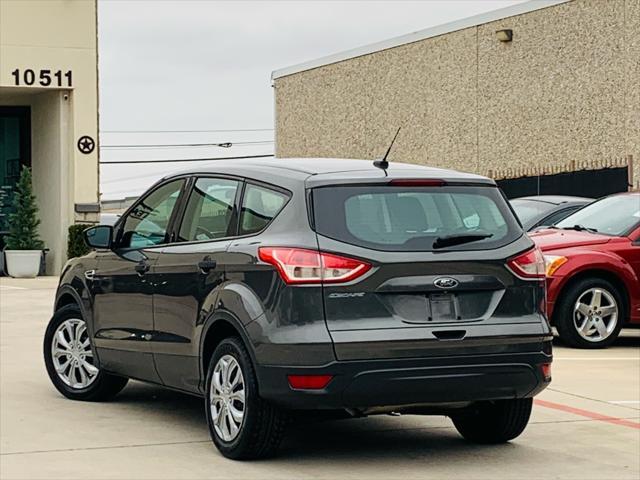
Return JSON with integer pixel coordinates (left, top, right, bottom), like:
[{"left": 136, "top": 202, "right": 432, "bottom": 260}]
[
  {"left": 67, "top": 224, "right": 91, "bottom": 258},
  {"left": 5, "top": 167, "right": 44, "bottom": 250}
]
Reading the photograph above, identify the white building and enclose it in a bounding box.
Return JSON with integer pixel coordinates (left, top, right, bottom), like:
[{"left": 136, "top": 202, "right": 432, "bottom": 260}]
[{"left": 0, "top": 0, "right": 100, "bottom": 273}]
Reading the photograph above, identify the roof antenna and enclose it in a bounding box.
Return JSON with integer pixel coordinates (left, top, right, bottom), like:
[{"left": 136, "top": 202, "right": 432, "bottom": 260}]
[{"left": 374, "top": 127, "right": 401, "bottom": 175}]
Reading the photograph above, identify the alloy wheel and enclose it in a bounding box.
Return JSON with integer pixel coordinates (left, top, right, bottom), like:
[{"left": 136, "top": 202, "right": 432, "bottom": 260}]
[
  {"left": 210, "top": 354, "right": 246, "bottom": 442},
  {"left": 51, "top": 318, "right": 99, "bottom": 389},
  {"left": 573, "top": 288, "right": 618, "bottom": 342}
]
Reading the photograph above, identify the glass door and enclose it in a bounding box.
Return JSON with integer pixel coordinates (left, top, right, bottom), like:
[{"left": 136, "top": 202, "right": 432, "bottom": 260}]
[{"left": 0, "top": 106, "right": 31, "bottom": 249}]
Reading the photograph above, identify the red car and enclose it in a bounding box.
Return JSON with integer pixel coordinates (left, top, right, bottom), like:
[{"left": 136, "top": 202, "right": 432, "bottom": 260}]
[{"left": 530, "top": 192, "right": 640, "bottom": 348}]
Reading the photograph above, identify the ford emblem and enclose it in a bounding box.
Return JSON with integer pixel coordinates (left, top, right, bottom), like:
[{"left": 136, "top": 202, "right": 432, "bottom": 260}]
[{"left": 434, "top": 277, "right": 459, "bottom": 289}]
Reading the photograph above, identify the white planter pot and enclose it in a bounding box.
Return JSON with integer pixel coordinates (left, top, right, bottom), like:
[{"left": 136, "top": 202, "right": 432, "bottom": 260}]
[{"left": 4, "top": 250, "right": 42, "bottom": 278}]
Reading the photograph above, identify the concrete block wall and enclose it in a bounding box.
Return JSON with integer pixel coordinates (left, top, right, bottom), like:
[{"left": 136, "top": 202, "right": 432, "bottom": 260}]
[{"left": 275, "top": 0, "right": 640, "bottom": 188}]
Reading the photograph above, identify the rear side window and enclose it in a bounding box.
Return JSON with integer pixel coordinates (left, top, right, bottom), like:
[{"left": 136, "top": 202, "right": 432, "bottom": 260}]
[
  {"left": 178, "top": 177, "right": 240, "bottom": 242},
  {"left": 239, "top": 183, "right": 288, "bottom": 235},
  {"left": 312, "top": 185, "right": 521, "bottom": 251},
  {"left": 510, "top": 199, "right": 552, "bottom": 225}
]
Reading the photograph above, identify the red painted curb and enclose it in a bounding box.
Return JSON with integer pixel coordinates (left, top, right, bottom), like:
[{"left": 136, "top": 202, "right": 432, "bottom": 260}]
[{"left": 534, "top": 399, "right": 640, "bottom": 430}]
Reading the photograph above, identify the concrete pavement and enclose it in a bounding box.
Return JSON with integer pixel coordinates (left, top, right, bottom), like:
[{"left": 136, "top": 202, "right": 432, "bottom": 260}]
[{"left": 1, "top": 276, "right": 638, "bottom": 479}]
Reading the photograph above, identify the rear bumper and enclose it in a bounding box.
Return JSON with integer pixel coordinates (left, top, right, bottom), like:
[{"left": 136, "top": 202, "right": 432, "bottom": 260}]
[
  {"left": 257, "top": 349, "right": 552, "bottom": 410},
  {"left": 546, "top": 275, "right": 564, "bottom": 321}
]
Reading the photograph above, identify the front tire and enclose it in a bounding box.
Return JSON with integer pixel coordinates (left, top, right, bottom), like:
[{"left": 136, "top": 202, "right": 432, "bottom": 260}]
[
  {"left": 205, "top": 337, "right": 288, "bottom": 460},
  {"left": 451, "top": 398, "right": 532, "bottom": 444},
  {"left": 554, "top": 278, "right": 623, "bottom": 349},
  {"left": 43, "top": 304, "right": 128, "bottom": 401}
]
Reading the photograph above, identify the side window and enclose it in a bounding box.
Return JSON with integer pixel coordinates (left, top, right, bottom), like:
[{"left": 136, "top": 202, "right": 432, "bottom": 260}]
[
  {"left": 239, "top": 184, "right": 288, "bottom": 235},
  {"left": 178, "top": 177, "right": 240, "bottom": 242},
  {"left": 119, "top": 179, "right": 185, "bottom": 249}
]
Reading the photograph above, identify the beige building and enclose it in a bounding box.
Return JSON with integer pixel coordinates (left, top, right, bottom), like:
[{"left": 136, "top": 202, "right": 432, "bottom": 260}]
[
  {"left": 0, "top": 0, "right": 99, "bottom": 274},
  {"left": 273, "top": 0, "right": 639, "bottom": 192}
]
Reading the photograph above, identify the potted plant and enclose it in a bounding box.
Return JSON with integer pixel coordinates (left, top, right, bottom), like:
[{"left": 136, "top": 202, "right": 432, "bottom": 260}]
[{"left": 4, "top": 167, "right": 44, "bottom": 278}]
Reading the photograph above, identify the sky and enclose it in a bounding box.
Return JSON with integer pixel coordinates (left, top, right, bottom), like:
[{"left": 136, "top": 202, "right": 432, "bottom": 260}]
[{"left": 98, "top": 0, "right": 526, "bottom": 200}]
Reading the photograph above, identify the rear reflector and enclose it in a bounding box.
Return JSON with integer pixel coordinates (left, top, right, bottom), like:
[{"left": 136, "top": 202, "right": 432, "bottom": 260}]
[
  {"left": 258, "top": 247, "right": 371, "bottom": 285},
  {"left": 287, "top": 374, "right": 333, "bottom": 390},
  {"left": 541, "top": 363, "right": 552, "bottom": 381},
  {"left": 388, "top": 179, "right": 446, "bottom": 187},
  {"left": 507, "top": 247, "right": 545, "bottom": 279}
]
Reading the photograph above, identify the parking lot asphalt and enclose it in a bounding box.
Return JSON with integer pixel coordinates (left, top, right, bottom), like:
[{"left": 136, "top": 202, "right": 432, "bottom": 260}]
[{"left": 1, "top": 276, "right": 638, "bottom": 480}]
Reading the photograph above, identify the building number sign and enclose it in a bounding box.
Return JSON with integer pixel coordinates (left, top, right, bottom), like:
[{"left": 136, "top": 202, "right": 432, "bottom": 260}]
[{"left": 11, "top": 69, "right": 73, "bottom": 87}]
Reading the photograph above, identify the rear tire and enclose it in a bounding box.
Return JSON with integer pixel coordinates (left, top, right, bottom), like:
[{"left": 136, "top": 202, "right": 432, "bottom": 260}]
[
  {"left": 451, "top": 398, "right": 532, "bottom": 444},
  {"left": 205, "top": 337, "right": 288, "bottom": 460},
  {"left": 43, "top": 304, "right": 128, "bottom": 401},
  {"left": 554, "top": 278, "right": 623, "bottom": 349}
]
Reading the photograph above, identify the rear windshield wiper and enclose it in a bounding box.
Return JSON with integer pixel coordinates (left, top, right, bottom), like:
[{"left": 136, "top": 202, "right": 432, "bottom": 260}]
[
  {"left": 432, "top": 233, "right": 493, "bottom": 249},
  {"left": 561, "top": 224, "right": 598, "bottom": 233}
]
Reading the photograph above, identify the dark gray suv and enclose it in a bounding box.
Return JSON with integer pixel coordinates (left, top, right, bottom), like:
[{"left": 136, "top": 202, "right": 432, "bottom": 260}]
[{"left": 44, "top": 158, "right": 552, "bottom": 459}]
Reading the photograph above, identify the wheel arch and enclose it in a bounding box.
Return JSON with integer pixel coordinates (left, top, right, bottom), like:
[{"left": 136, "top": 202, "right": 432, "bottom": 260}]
[
  {"left": 199, "top": 310, "right": 258, "bottom": 391},
  {"left": 54, "top": 286, "right": 90, "bottom": 321},
  {"left": 553, "top": 269, "right": 629, "bottom": 324},
  {"left": 51, "top": 284, "right": 104, "bottom": 368},
  {"left": 55, "top": 291, "right": 79, "bottom": 310}
]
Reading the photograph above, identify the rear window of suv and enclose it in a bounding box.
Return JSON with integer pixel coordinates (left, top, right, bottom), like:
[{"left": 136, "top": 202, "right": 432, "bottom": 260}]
[{"left": 312, "top": 184, "right": 522, "bottom": 251}]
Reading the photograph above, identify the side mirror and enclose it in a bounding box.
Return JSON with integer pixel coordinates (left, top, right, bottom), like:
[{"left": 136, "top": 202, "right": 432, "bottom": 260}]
[{"left": 83, "top": 225, "right": 113, "bottom": 249}]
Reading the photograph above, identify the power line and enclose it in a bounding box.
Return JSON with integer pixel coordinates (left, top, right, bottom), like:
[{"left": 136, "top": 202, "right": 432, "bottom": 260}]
[
  {"left": 101, "top": 140, "right": 273, "bottom": 150},
  {"left": 99, "top": 153, "right": 274, "bottom": 165},
  {"left": 102, "top": 189, "right": 147, "bottom": 198},
  {"left": 102, "top": 171, "right": 176, "bottom": 184},
  {"left": 102, "top": 128, "right": 274, "bottom": 134}
]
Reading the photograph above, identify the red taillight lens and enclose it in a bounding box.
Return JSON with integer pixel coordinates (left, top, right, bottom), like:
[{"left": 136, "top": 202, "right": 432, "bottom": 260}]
[
  {"left": 541, "top": 363, "right": 552, "bottom": 381},
  {"left": 287, "top": 374, "right": 333, "bottom": 390},
  {"left": 258, "top": 247, "right": 371, "bottom": 285},
  {"left": 507, "top": 247, "right": 545, "bottom": 279},
  {"left": 321, "top": 251, "right": 371, "bottom": 283},
  {"left": 388, "top": 179, "right": 446, "bottom": 187},
  {"left": 258, "top": 247, "right": 322, "bottom": 284}
]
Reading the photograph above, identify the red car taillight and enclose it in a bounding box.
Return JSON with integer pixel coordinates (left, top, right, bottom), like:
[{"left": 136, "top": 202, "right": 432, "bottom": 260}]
[
  {"left": 287, "top": 374, "right": 333, "bottom": 390},
  {"left": 540, "top": 363, "right": 552, "bottom": 381},
  {"left": 258, "top": 247, "right": 371, "bottom": 285},
  {"left": 507, "top": 247, "right": 545, "bottom": 279}
]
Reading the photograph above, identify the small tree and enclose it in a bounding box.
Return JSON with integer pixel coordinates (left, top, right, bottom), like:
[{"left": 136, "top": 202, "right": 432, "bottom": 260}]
[
  {"left": 67, "top": 224, "right": 91, "bottom": 258},
  {"left": 5, "top": 167, "right": 44, "bottom": 250}
]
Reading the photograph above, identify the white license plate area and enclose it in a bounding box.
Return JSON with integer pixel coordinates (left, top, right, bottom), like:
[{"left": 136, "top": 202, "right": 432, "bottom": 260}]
[{"left": 427, "top": 293, "right": 460, "bottom": 321}]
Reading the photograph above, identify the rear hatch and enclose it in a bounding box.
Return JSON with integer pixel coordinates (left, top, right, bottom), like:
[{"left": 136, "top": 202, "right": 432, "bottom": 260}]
[{"left": 310, "top": 180, "right": 547, "bottom": 360}]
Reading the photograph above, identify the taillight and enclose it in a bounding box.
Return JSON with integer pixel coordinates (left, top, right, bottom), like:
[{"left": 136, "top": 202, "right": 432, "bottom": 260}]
[
  {"left": 287, "top": 374, "right": 333, "bottom": 390},
  {"left": 540, "top": 363, "right": 552, "bottom": 381},
  {"left": 507, "top": 247, "right": 545, "bottom": 279},
  {"left": 258, "top": 247, "right": 371, "bottom": 285}
]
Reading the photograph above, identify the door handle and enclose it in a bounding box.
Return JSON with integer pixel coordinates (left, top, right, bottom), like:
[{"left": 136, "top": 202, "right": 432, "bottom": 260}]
[
  {"left": 433, "top": 330, "right": 466, "bottom": 341},
  {"left": 135, "top": 261, "right": 150, "bottom": 276},
  {"left": 198, "top": 257, "right": 217, "bottom": 274}
]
